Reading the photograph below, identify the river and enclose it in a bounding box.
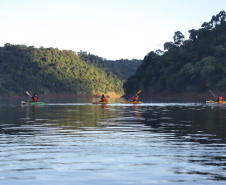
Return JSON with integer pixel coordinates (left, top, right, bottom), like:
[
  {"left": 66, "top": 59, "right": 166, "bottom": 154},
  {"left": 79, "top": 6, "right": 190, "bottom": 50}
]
[{"left": 0, "top": 98, "right": 225, "bottom": 185}]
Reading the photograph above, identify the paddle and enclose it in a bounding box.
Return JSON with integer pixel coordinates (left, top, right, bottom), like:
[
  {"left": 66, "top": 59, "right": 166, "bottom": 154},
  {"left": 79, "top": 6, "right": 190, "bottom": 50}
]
[
  {"left": 137, "top": 90, "right": 142, "bottom": 95},
  {"left": 209, "top": 90, "right": 216, "bottom": 99},
  {"left": 26, "top": 91, "right": 31, "bottom": 97},
  {"left": 128, "top": 90, "right": 142, "bottom": 101}
]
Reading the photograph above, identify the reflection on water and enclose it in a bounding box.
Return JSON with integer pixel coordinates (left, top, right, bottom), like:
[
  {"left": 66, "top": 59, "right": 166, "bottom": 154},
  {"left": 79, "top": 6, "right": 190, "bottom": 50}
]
[{"left": 0, "top": 99, "right": 225, "bottom": 185}]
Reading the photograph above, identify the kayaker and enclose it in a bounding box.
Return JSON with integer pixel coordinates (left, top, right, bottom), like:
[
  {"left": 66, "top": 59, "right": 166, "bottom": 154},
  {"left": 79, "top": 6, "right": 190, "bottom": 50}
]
[
  {"left": 216, "top": 95, "right": 223, "bottom": 102},
  {"left": 132, "top": 94, "right": 139, "bottom": 102},
  {"left": 99, "top": 94, "right": 107, "bottom": 102},
  {"left": 31, "top": 94, "right": 38, "bottom": 102}
]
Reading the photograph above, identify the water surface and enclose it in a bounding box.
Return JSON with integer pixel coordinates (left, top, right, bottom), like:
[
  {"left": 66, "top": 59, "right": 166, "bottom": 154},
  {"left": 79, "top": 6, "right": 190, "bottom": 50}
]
[{"left": 0, "top": 98, "right": 225, "bottom": 185}]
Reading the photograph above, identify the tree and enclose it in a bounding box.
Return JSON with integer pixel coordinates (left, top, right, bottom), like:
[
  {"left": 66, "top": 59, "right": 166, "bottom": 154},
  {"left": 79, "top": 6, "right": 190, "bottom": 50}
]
[
  {"left": 173, "top": 31, "right": 185, "bottom": 46},
  {"left": 164, "top": 41, "right": 175, "bottom": 50},
  {"left": 210, "top": 11, "right": 226, "bottom": 27},
  {"left": 201, "top": 22, "right": 212, "bottom": 30},
  {"left": 124, "top": 10, "right": 226, "bottom": 94},
  {"left": 155, "top": 49, "right": 164, "bottom": 56},
  {"left": 188, "top": 29, "right": 199, "bottom": 41},
  {"left": 0, "top": 44, "right": 137, "bottom": 96}
]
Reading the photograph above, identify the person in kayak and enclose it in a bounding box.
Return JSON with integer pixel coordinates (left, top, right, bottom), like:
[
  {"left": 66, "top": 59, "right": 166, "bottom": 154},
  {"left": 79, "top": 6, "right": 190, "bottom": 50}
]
[
  {"left": 216, "top": 95, "right": 223, "bottom": 102},
  {"left": 26, "top": 91, "right": 39, "bottom": 102},
  {"left": 131, "top": 94, "right": 139, "bottom": 102},
  {"left": 31, "top": 94, "right": 38, "bottom": 102},
  {"left": 99, "top": 94, "right": 107, "bottom": 102}
]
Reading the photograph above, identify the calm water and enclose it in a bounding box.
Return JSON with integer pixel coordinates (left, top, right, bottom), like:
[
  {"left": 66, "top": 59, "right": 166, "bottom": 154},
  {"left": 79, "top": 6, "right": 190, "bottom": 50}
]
[{"left": 0, "top": 98, "right": 225, "bottom": 185}]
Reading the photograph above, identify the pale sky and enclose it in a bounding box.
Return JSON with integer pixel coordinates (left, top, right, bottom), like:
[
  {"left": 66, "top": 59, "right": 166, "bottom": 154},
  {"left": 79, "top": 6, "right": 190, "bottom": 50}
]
[{"left": 0, "top": 0, "right": 225, "bottom": 60}]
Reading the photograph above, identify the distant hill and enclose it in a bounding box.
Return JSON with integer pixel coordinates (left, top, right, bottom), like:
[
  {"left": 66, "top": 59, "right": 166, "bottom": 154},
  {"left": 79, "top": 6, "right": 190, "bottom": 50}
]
[
  {"left": 77, "top": 51, "right": 141, "bottom": 81},
  {"left": 0, "top": 44, "right": 141, "bottom": 97},
  {"left": 124, "top": 10, "right": 226, "bottom": 95}
]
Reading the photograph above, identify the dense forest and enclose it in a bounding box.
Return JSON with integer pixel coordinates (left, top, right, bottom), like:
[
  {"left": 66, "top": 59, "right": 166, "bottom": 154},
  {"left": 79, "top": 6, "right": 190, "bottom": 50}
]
[
  {"left": 1, "top": 11, "right": 225, "bottom": 98},
  {"left": 0, "top": 44, "right": 141, "bottom": 96},
  {"left": 124, "top": 11, "right": 226, "bottom": 95}
]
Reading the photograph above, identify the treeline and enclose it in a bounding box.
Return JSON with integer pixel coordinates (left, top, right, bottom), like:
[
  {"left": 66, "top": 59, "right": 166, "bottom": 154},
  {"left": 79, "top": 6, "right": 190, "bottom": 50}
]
[
  {"left": 77, "top": 51, "right": 141, "bottom": 81},
  {"left": 124, "top": 11, "right": 226, "bottom": 94},
  {"left": 0, "top": 44, "right": 141, "bottom": 96}
]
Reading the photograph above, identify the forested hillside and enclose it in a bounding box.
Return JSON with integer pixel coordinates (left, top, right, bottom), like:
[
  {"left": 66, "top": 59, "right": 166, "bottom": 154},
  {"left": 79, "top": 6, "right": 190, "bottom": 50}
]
[
  {"left": 77, "top": 51, "right": 141, "bottom": 81},
  {"left": 124, "top": 11, "right": 226, "bottom": 95},
  {"left": 0, "top": 44, "right": 141, "bottom": 96}
]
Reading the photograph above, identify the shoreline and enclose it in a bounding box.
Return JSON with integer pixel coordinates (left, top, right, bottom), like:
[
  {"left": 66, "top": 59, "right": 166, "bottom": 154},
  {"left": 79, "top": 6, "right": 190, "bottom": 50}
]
[
  {"left": 0, "top": 91, "right": 224, "bottom": 100},
  {"left": 0, "top": 93, "right": 123, "bottom": 99},
  {"left": 123, "top": 91, "right": 226, "bottom": 100}
]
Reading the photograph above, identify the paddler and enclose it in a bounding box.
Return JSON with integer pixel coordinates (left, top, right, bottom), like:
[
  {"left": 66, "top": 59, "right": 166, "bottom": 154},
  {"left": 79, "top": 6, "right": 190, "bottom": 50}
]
[
  {"left": 26, "top": 91, "right": 39, "bottom": 102},
  {"left": 99, "top": 94, "right": 107, "bottom": 102},
  {"left": 216, "top": 95, "right": 223, "bottom": 102},
  {"left": 31, "top": 94, "right": 38, "bottom": 102},
  {"left": 131, "top": 94, "right": 139, "bottom": 102}
]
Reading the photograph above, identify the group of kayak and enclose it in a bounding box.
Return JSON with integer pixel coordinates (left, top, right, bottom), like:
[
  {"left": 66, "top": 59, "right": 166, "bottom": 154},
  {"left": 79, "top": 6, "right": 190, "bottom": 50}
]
[
  {"left": 92, "top": 93, "right": 142, "bottom": 104},
  {"left": 91, "top": 91, "right": 142, "bottom": 104},
  {"left": 22, "top": 90, "right": 226, "bottom": 105},
  {"left": 21, "top": 91, "right": 143, "bottom": 105}
]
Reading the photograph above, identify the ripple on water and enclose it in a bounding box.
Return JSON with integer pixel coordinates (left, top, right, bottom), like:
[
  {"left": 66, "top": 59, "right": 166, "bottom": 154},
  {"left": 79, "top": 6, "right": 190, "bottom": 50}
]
[{"left": 0, "top": 102, "right": 225, "bottom": 184}]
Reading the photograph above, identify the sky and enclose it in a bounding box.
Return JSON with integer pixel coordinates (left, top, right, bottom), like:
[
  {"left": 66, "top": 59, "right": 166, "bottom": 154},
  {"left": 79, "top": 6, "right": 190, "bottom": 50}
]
[{"left": 0, "top": 0, "right": 225, "bottom": 60}]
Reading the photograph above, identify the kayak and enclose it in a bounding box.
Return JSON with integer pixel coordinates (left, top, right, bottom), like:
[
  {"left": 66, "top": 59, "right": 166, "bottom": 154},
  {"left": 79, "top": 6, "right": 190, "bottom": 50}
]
[
  {"left": 121, "top": 101, "right": 143, "bottom": 104},
  {"left": 21, "top": 101, "right": 44, "bottom": 105},
  {"left": 206, "top": 100, "right": 226, "bottom": 104},
  {"left": 92, "top": 101, "right": 109, "bottom": 104}
]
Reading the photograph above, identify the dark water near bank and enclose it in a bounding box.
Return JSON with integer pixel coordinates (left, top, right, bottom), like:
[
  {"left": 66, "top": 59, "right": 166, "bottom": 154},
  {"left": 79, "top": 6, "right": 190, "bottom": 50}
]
[{"left": 0, "top": 98, "right": 225, "bottom": 185}]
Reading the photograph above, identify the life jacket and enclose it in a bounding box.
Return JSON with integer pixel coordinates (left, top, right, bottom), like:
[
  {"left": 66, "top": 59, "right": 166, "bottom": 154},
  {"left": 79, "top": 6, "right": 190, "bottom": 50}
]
[
  {"left": 33, "top": 97, "right": 38, "bottom": 102},
  {"left": 133, "top": 97, "right": 138, "bottom": 102},
  {"left": 219, "top": 96, "right": 223, "bottom": 102},
  {"left": 102, "top": 97, "right": 107, "bottom": 102}
]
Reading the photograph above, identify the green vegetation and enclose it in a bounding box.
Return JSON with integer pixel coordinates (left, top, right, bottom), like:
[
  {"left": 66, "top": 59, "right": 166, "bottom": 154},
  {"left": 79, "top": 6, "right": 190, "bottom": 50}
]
[
  {"left": 0, "top": 44, "right": 141, "bottom": 96},
  {"left": 3, "top": 11, "right": 225, "bottom": 97},
  {"left": 124, "top": 11, "right": 226, "bottom": 94},
  {"left": 77, "top": 51, "right": 141, "bottom": 81}
]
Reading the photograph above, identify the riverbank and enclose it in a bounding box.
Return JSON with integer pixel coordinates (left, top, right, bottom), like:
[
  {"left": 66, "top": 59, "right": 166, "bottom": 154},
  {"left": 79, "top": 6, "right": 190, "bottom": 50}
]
[
  {"left": 140, "top": 91, "right": 226, "bottom": 99},
  {"left": 123, "top": 91, "right": 226, "bottom": 100},
  {"left": 1, "top": 91, "right": 225, "bottom": 100},
  {"left": 0, "top": 93, "right": 122, "bottom": 99}
]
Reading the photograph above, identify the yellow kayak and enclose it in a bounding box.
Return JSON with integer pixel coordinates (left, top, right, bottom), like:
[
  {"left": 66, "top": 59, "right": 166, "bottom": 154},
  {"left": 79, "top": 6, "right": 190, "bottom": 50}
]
[
  {"left": 121, "top": 101, "right": 143, "bottom": 104},
  {"left": 206, "top": 100, "right": 226, "bottom": 104},
  {"left": 92, "top": 101, "right": 109, "bottom": 104}
]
